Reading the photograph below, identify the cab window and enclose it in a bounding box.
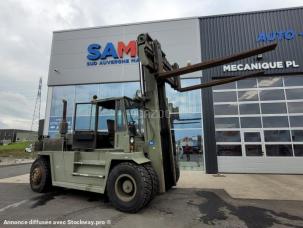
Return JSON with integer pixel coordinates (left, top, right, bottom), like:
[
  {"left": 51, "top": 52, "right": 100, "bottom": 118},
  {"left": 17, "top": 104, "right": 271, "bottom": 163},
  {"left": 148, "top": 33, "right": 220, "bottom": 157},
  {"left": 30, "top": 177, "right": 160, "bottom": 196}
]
[
  {"left": 74, "top": 103, "right": 96, "bottom": 131},
  {"left": 98, "top": 107, "right": 115, "bottom": 132},
  {"left": 116, "top": 100, "right": 126, "bottom": 131}
]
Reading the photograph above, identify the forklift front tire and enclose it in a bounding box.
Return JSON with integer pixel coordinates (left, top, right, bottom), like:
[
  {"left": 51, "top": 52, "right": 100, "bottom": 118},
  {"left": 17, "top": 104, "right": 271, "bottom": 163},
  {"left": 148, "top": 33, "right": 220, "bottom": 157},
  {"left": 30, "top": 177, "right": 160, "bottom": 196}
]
[
  {"left": 143, "top": 163, "right": 159, "bottom": 205},
  {"left": 107, "top": 162, "right": 152, "bottom": 213},
  {"left": 30, "top": 157, "right": 52, "bottom": 193}
]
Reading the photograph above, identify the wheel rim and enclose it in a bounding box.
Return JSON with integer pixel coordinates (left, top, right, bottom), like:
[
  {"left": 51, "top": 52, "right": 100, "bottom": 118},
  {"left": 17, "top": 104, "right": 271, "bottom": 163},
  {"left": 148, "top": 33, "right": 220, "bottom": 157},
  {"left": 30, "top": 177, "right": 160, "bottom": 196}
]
[
  {"left": 114, "top": 174, "right": 137, "bottom": 202},
  {"left": 31, "top": 167, "right": 42, "bottom": 185}
]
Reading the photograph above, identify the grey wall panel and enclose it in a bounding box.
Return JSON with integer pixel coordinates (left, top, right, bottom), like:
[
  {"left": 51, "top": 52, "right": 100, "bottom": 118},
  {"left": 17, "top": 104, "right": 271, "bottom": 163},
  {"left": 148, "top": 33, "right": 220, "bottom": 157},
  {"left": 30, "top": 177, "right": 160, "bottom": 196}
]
[
  {"left": 218, "top": 157, "right": 303, "bottom": 174},
  {"left": 200, "top": 8, "right": 303, "bottom": 78},
  {"left": 48, "top": 18, "right": 202, "bottom": 86}
]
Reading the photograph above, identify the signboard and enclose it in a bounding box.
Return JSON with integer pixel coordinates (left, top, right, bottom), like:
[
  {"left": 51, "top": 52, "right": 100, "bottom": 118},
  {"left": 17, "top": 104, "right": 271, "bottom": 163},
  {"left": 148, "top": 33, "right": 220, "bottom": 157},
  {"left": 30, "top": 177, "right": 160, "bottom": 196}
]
[
  {"left": 200, "top": 8, "right": 303, "bottom": 78},
  {"left": 256, "top": 30, "right": 303, "bottom": 42},
  {"left": 47, "top": 18, "right": 202, "bottom": 86},
  {"left": 86, "top": 41, "right": 139, "bottom": 66},
  {"left": 223, "top": 60, "right": 299, "bottom": 72}
]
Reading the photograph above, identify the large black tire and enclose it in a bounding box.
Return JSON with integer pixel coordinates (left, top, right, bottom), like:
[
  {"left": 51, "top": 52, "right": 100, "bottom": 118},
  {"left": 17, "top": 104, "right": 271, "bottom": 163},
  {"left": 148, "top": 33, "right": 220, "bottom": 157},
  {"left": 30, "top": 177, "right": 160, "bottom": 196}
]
[
  {"left": 107, "top": 162, "right": 152, "bottom": 213},
  {"left": 143, "top": 163, "right": 159, "bottom": 205},
  {"left": 30, "top": 157, "right": 52, "bottom": 193}
]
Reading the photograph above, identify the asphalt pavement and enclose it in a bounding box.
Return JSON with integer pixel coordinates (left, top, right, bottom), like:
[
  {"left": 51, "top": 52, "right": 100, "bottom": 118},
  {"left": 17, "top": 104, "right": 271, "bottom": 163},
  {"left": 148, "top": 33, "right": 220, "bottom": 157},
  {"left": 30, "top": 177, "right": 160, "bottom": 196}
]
[
  {"left": 0, "top": 164, "right": 303, "bottom": 228},
  {"left": 0, "top": 164, "right": 30, "bottom": 179}
]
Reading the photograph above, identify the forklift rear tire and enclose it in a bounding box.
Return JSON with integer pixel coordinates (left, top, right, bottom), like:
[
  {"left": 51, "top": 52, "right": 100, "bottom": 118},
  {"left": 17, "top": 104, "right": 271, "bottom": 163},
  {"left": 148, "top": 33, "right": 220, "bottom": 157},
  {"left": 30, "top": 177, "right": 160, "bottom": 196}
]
[
  {"left": 107, "top": 162, "right": 152, "bottom": 213},
  {"left": 143, "top": 163, "right": 159, "bottom": 205},
  {"left": 30, "top": 157, "right": 52, "bottom": 193}
]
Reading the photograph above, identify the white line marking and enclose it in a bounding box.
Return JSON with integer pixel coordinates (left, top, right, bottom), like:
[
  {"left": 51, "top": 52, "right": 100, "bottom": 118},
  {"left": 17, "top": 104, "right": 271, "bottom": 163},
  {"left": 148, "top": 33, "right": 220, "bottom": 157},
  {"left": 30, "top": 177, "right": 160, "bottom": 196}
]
[{"left": 0, "top": 200, "right": 28, "bottom": 212}]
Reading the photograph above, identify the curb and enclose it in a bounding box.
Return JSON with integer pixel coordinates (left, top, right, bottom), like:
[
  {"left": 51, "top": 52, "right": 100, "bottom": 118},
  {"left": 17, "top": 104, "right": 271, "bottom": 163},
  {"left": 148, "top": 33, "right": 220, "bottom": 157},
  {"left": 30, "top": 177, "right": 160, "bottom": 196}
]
[{"left": 0, "top": 162, "right": 33, "bottom": 168}]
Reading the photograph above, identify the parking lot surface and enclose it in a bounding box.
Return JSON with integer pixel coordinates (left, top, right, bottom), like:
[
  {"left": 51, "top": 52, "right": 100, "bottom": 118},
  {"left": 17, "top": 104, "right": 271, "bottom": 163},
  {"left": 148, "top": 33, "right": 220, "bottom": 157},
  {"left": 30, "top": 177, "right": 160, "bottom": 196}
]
[{"left": 0, "top": 165, "right": 303, "bottom": 228}]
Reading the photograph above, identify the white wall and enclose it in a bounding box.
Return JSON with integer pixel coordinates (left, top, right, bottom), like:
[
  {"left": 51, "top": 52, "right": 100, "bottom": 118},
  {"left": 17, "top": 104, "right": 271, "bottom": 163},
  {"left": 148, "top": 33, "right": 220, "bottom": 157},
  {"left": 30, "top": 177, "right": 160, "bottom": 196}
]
[{"left": 48, "top": 18, "right": 201, "bottom": 86}]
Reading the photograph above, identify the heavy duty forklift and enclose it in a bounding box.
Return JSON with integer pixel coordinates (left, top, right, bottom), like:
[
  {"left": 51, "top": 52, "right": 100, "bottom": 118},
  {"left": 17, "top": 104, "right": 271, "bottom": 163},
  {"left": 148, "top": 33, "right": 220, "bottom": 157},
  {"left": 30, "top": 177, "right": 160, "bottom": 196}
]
[{"left": 30, "top": 33, "right": 277, "bottom": 212}]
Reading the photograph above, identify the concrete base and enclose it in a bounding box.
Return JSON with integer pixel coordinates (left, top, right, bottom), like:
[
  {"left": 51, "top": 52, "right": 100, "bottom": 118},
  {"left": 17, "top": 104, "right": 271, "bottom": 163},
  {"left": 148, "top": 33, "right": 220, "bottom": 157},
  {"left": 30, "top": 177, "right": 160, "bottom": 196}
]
[{"left": 178, "top": 171, "right": 303, "bottom": 201}]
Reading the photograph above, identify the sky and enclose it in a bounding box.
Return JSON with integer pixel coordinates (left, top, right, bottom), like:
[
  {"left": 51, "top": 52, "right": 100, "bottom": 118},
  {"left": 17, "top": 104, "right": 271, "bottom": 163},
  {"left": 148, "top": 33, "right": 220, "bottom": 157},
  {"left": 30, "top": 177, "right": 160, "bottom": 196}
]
[{"left": 0, "top": 0, "right": 302, "bottom": 130}]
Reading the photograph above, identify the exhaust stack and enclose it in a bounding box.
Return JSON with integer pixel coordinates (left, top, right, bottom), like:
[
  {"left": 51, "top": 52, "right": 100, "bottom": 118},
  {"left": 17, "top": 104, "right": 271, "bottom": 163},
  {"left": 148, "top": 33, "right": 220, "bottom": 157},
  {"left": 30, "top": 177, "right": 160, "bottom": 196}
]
[{"left": 59, "top": 99, "right": 68, "bottom": 136}]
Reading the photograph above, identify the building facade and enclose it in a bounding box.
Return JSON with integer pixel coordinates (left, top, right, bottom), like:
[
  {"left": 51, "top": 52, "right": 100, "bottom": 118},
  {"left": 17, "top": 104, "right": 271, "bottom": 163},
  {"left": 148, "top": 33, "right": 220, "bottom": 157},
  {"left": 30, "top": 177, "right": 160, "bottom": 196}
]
[
  {"left": 0, "top": 129, "right": 37, "bottom": 144},
  {"left": 44, "top": 7, "right": 303, "bottom": 174}
]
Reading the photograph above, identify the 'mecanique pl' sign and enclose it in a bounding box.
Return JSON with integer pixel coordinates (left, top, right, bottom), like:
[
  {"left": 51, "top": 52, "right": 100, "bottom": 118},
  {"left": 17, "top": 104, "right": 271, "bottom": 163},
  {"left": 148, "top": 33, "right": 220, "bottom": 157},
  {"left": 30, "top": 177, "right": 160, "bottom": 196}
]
[{"left": 223, "top": 60, "right": 299, "bottom": 72}]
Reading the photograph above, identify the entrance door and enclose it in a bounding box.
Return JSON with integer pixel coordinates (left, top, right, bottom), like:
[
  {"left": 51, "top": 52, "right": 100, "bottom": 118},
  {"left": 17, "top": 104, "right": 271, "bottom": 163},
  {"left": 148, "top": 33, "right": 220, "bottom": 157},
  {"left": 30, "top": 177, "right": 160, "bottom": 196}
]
[{"left": 241, "top": 130, "right": 265, "bottom": 157}]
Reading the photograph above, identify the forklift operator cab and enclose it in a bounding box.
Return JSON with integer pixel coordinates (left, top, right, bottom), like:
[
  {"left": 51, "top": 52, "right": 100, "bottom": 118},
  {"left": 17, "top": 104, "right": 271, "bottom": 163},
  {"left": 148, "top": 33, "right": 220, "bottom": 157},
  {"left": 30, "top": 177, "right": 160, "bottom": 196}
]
[{"left": 72, "top": 96, "right": 144, "bottom": 151}]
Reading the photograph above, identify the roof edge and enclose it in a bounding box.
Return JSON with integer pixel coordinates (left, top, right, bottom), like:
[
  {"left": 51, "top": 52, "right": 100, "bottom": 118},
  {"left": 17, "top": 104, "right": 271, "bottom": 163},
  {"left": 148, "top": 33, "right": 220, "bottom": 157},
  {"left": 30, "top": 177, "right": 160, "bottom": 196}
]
[
  {"left": 53, "top": 17, "right": 199, "bottom": 33},
  {"left": 198, "top": 5, "right": 303, "bottom": 20}
]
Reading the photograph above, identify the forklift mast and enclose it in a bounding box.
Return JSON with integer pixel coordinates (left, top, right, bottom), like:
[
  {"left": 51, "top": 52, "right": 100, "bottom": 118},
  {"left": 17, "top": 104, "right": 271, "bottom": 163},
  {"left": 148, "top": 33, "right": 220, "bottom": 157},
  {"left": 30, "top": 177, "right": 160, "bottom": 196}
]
[{"left": 137, "top": 33, "right": 278, "bottom": 192}]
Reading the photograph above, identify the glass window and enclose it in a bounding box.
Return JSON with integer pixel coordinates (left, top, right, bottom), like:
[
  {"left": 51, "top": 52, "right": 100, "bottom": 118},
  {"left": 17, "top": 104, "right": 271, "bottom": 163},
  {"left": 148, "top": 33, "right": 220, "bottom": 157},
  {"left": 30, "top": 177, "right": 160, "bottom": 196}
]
[
  {"left": 258, "top": 77, "right": 283, "bottom": 87},
  {"left": 100, "top": 83, "right": 121, "bottom": 98},
  {"left": 266, "top": 145, "right": 293, "bottom": 156},
  {"left": 286, "top": 89, "right": 303, "bottom": 100},
  {"left": 240, "top": 117, "right": 261, "bottom": 128},
  {"left": 238, "top": 90, "right": 258, "bottom": 102},
  {"left": 123, "top": 82, "right": 141, "bottom": 98},
  {"left": 50, "top": 86, "right": 75, "bottom": 117},
  {"left": 173, "top": 113, "right": 202, "bottom": 129},
  {"left": 213, "top": 82, "right": 236, "bottom": 90},
  {"left": 216, "top": 131, "right": 240, "bottom": 142},
  {"left": 213, "top": 91, "right": 237, "bottom": 102},
  {"left": 264, "top": 130, "right": 291, "bottom": 142},
  {"left": 98, "top": 107, "right": 115, "bottom": 132},
  {"left": 174, "top": 129, "right": 203, "bottom": 143},
  {"left": 100, "top": 82, "right": 140, "bottom": 99},
  {"left": 125, "top": 100, "right": 145, "bottom": 136},
  {"left": 284, "top": 76, "right": 303, "bottom": 87},
  {"left": 173, "top": 129, "right": 203, "bottom": 167},
  {"left": 214, "top": 104, "right": 238, "bottom": 115},
  {"left": 239, "top": 103, "right": 260, "bottom": 114},
  {"left": 217, "top": 145, "right": 242, "bottom": 156},
  {"left": 291, "top": 130, "right": 303, "bottom": 142},
  {"left": 244, "top": 132, "right": 261, "bottom": 142},
  {"left": 259, "top": 90, "right": 285, "bottom": 101},
  {"left": 245, "top": 145, "right": 263, "bottom": 156},
  {"left": 166, "top": 79, "right": 202, "bottom": 113},
  {"left": 215, "top": 117, "right": 239, "bottom": 128},
  {"left": 263, "top": 116, "right": 289, "bottom": 128},
  {"left": 288, "top": 102, "right": 303, "bottom": 113},
  {"left": 75, "top": 84, "right": 99, "bottom": 103},
  {"left": 75, "top": 104, "right": 96, "bottom": 130},
  {"left": 237, "top": 79, "right": 257, "bottom": 89},
  {"left": 293, "top": 145, "right": 303, "bottom": 156},
  {"left": 289, "top": 116, "right": 303, "bottom": 127},
  {"left": 49, "top": 116, "right": 72, "bottom": 132},
  {"left": 116, "top": 110, "right": 124, "bottom": 131},
  {"left": 261, "top": 103, "right": 287, "bottom": 114}
]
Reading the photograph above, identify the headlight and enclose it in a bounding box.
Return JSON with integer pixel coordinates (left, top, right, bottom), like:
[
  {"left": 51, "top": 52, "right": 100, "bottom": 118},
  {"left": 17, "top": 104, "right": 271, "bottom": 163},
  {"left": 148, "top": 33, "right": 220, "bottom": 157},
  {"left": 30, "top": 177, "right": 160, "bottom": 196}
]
[
  {"left": 129, "top": 137, "right": 135, "bottom": 152},
  {"left": 130, "top": 137, "right": 135, "bottom": 144}
]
